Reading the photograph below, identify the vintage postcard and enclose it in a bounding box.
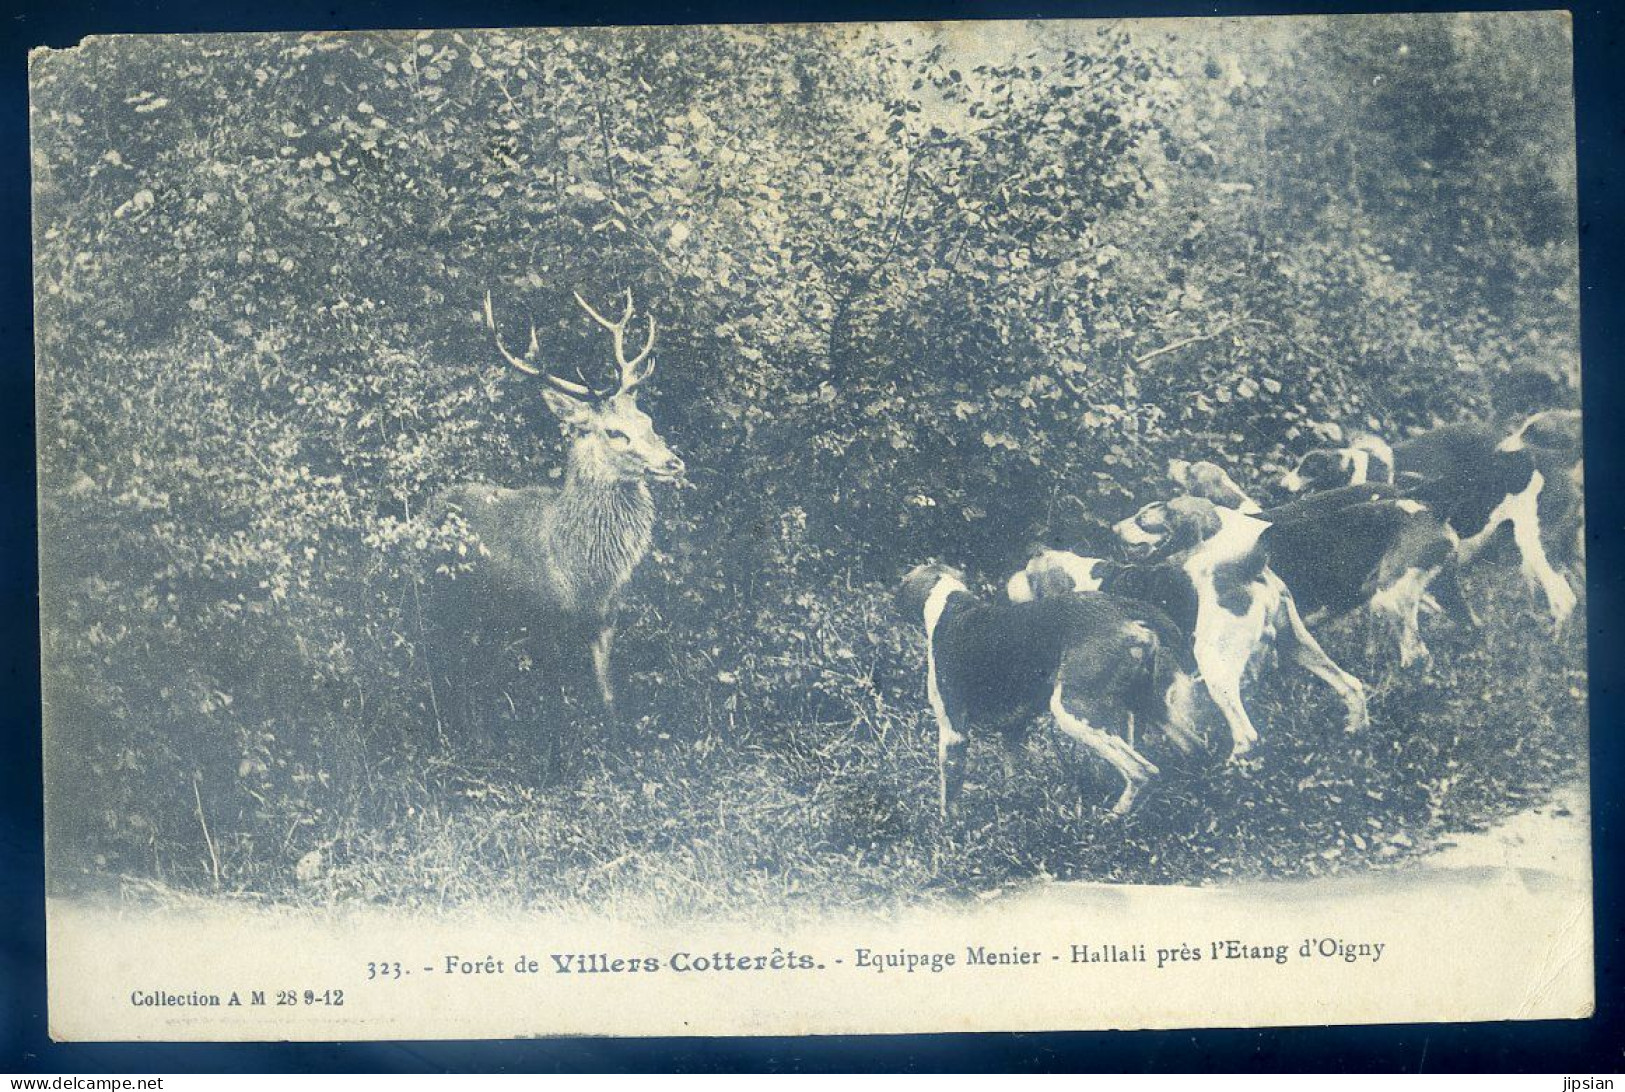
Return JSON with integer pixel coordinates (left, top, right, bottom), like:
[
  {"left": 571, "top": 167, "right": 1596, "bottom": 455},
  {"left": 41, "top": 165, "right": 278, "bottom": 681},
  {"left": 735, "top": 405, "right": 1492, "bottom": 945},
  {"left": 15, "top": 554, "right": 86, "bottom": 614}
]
[{"left": 32, "top": 13, "right": 1590, "bottom": 1041}]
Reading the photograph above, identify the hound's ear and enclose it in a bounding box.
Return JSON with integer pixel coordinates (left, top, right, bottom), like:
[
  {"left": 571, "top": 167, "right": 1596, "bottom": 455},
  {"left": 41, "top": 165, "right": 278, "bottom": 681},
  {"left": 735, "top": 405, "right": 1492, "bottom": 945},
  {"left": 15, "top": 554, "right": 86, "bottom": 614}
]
[
  {"left": 541, "top": 388, "right": 595, "bottom": 429},
  {"left": 1190, "top": 461, "right": 1250, "bottom": 506},
  {"left": 1165, "top": 496, "right": 1223, "bottom": 551},
  {"left": 897, "top": 563, "right": 936, "bottom": 613},
  {"left": 1029, "top": 565, "right": 1079, "bottom": 600}
]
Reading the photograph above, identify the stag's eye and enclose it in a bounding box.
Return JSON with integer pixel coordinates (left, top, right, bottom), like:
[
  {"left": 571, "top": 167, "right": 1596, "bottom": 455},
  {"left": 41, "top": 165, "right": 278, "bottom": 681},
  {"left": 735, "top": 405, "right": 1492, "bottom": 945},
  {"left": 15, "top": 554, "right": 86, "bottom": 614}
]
[{"left": 605, "top": 429, "right": 629, "bottom": 443}]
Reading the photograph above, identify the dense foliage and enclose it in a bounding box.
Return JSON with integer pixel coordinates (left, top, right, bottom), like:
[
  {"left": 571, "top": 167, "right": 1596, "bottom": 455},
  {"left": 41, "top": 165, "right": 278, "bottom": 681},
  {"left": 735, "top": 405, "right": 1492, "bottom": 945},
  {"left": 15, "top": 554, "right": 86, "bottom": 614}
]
[{"left": 33, "top": 15, "right": 1583, "bottom": 909}]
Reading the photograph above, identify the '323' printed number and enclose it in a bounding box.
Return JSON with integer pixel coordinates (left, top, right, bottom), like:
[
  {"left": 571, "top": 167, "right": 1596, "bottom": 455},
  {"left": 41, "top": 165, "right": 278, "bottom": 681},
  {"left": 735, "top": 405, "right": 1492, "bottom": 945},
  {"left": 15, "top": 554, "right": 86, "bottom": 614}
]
[{"left": 367, "top": 961, "right": 405, "bottom": 981}]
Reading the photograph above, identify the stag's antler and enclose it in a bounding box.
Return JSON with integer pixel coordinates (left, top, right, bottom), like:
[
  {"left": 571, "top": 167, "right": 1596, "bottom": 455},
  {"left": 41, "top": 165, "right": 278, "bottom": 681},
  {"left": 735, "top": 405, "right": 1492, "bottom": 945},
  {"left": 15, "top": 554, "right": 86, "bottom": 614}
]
[
  {"left": 573, "top": 289, "right": 657, "bottom": 393},
  {"left": 484, "top": 291, "right": 601, "bottom": 399}
]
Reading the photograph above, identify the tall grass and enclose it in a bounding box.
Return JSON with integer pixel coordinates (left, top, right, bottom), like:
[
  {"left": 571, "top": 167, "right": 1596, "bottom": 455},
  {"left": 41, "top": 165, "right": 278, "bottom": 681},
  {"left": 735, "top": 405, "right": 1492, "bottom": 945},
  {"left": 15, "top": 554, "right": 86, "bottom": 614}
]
[{"left": 246, "top": 561, "right": 1589, "bottom": 920}]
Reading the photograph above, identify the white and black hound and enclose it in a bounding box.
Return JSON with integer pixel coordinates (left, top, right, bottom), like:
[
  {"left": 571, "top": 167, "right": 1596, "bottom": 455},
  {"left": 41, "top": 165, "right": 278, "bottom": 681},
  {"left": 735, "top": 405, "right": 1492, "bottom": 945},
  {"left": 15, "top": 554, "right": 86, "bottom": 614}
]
[
  {"left": 1500, "top": 409, "right": 1584, "bottom": 569},
  {"left": 1189, "top": 471, "right": 1469, "bottom": 653},
  {"left": 1255, "top": 484, "right": 1468, "bottom": 658},
  {"left": 1279, "top": 434, "right": 1396, "bottom": 494},
  {"left": 1278, "top": 412, "right": 1580, "bottom": 627},
  {"left": 899, "top": 562, "right": 1213, "bottom": 817},
  {"left": 1172, "top": 452, "right": 1472, "bottom": 646},
  {"left": 1018, "top": 498, "right": 1368, "bottom": 759},
  {"left": 1375, "top": 415, "right": 1578, "bottom": 627}
]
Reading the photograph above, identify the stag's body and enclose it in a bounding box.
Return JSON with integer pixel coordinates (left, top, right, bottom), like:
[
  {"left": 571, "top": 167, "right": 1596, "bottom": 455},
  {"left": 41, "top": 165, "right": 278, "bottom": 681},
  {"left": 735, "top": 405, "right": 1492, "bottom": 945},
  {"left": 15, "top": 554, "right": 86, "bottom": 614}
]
[
  {"left": 424, "top": 290, "right": 679, "bottom": 745},
  {"left": 441, "top": 469, "right": 654, "bottom": 623}
]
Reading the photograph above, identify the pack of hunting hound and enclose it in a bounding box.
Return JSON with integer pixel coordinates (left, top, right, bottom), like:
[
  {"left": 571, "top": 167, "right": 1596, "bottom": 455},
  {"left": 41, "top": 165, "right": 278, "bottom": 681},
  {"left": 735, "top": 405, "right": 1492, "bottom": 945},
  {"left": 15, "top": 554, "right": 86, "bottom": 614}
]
[
  {"left": 451, "top": 287, "right": 1582, "bottom": 825},
  {"left": 903, "top": 408, "right": 1583, "bottom": 819}
]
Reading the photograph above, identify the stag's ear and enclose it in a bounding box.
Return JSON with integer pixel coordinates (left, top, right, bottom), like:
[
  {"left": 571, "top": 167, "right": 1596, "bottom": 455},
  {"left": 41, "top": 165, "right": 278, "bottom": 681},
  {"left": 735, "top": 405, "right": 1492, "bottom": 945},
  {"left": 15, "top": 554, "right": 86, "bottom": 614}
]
[{"left": 541, "top": 388, "right": 595, "bottom": 430}]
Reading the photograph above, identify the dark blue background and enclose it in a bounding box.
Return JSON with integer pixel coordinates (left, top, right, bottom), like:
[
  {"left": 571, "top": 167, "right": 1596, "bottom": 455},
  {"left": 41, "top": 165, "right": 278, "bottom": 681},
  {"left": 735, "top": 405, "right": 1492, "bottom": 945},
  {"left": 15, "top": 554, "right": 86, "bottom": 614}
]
[{"left": 3, "top": 0, "right": 1619, "bottom": 1073}]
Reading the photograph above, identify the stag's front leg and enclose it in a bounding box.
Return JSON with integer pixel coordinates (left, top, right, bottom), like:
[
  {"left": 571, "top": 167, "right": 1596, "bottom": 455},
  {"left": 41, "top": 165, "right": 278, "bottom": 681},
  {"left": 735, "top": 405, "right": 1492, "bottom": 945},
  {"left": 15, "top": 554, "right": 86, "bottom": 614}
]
[{"left": 591, "top": 625, "right": 621, "bottom": 734}]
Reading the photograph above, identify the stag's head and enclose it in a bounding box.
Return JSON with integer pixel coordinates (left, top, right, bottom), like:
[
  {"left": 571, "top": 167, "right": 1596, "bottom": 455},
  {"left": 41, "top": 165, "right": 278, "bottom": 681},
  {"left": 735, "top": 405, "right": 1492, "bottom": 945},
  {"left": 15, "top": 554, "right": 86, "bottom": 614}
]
[{"left": 486, "top": 289, "right": 685, "bottom": 483}]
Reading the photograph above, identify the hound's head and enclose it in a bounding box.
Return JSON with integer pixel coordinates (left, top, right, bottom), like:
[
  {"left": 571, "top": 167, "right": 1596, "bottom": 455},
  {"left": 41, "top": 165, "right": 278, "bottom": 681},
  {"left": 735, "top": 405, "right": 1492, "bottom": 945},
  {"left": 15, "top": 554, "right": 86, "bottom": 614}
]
[
  {"left": 1112, "top": 496, "right": 1224, "bottom": 558},
  {"left": 1348, "top": 432, "right": 1396, "bottom": 478},
  {"left": 1168, "top": 459, "right": 1261, "bottom": 514},
  {"left": 898, "top": 561, "right": 970, "bottom": 617},
  {"left": 1006, "top": 550, "right": 1106, "bottom": 603},
  {"left": 1500, "top": 408, "right": 1582, "bottom": 459},
  {"left": 1281, "top": 448, "right": 1353, "bottom": 493},
  {"left": 1282, "top": 434, "right": 1395, "bottom": 494}
]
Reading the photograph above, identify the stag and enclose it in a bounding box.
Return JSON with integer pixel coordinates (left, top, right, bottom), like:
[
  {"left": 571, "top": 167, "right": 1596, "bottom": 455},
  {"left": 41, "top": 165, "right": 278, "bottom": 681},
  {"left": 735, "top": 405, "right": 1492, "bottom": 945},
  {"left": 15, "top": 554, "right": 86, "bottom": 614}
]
[{"left": 424, "top": 288, "right": 683, "bottom": 744}]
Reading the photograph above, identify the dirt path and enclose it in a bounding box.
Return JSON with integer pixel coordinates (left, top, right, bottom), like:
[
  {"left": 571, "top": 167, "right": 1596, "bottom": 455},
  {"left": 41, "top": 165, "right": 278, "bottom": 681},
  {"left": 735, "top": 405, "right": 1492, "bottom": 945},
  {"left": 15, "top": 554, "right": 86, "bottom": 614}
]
[
  {"left": 1420, "top": 781, "right": 1589, "bottom": 884},
  {"left": 1024, "top": 781, "right": 1593, "bottom": 905}
]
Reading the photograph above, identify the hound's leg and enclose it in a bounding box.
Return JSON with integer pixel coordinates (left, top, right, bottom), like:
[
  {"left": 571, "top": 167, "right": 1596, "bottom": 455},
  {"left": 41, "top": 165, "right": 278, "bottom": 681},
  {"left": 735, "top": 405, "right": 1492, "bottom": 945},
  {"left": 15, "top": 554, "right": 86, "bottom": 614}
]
[
  {"left": 1050, "top": 681, "right": 1159, "bottom": 816},
  {"left": 1456, "top": 517, "right": 1499, "bottom": 567},
  {"left": 929, "top": 670, "right": 968, "bottom": 819},
  {"left": 1426, "top": 550, "right": 1481, "bottom": 628},
  {"left": 1158, "top": 671, "right": 1208, "bottom": 758},
  {"left": 1282, "top": 595, "right": 1369, "bottom": 733},
  {"left": 1509, "top": 473, "right": 1578, "bottom": 629},
  {"left": 1193, "top": 638, "right": 1257, "bottom": 761},
  {"left": 591, "top": 625, "right": 618, "bottom": 720},
  {"left": 1397, "top": 576, "right": 1432, "bottom": 668},
  {"left": 1363, "top": 608, "right": 1385, "bottom": 665},
  {"left": 1372, "top": 567, "right": 1432, "bottom": 669}
]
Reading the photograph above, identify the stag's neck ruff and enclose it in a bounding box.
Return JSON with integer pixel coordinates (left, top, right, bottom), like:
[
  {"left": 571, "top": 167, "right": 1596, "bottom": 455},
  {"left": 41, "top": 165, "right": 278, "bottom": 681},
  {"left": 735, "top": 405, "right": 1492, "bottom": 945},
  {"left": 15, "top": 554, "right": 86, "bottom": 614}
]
[
  {"left": 548, "top": 446, "right": 656, "bottom": 617},
  {"left": 443, "top": 456, "right": 656, "bottom": 622}
]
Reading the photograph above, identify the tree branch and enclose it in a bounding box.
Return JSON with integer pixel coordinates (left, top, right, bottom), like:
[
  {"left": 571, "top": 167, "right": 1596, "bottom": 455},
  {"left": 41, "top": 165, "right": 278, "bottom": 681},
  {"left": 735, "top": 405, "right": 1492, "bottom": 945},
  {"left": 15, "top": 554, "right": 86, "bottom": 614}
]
[
  {"left": 192, "top": 772, "right": 221, "bottom": 889},
  {"left": 1132, "top": 314, "right": 1251, "bottom": 367}
]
